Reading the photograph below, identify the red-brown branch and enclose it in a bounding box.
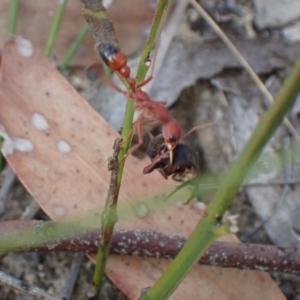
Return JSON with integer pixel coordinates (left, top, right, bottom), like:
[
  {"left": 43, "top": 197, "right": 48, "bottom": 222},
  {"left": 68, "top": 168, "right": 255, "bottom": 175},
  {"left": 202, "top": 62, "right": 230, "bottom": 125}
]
[{"left": 0, "top": 220, "right": 299, "bottom": 274}]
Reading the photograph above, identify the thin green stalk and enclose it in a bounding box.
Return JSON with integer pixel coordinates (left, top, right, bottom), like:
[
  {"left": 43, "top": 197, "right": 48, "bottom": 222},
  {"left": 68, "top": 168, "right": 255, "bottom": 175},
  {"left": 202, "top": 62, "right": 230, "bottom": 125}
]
[
  {"left": 140, "top": 55, "right": 300, "bottom": 299},
  {"left": 59, "top": 24, "right": 89, "bottom": 72},
  {"left": 44, "top": 0, "right": 68, "bottom": 58},
  {"left": 82, "top": 0, "right": 168, "bottom": 296},
  {"left": 117, "top": 0, "right": 168, "bottom": 184},
  {"left": 100, "top": 1, "right": 167, "bottom": 295},
  {"left": 135, "top": 0, "right": 167, "bottom": 85},
  {"left": 8, "top": 0, "right": 19, "bottom": 35}
]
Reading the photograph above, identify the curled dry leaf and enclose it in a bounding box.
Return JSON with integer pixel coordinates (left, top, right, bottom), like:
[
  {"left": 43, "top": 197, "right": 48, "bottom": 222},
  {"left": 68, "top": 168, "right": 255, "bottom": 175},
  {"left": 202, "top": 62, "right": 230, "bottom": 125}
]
[
  {"left": 0, "top": 0, "right": 154, "bottom": 66},
  {"left": 0, "top": 37, "right": 285, "bottom": 300}
]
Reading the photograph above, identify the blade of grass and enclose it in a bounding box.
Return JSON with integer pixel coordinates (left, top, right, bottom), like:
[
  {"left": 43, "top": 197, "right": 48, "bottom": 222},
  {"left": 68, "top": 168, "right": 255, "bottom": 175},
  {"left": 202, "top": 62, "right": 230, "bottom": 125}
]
[
  {"left": 189, "top": 0, "right": 300, "bottom": 140},
  {"left": 59, "top": 24, "right": 89, "bottom": 72},
  {"left": 140, "top": 54, "right": 300, "bottom": 299},
  {"left": 8, "top": 0, "right": 19, "bottom": 35},
  {"left": 44, "top": 0, "right": 68, "bottom": 58}
]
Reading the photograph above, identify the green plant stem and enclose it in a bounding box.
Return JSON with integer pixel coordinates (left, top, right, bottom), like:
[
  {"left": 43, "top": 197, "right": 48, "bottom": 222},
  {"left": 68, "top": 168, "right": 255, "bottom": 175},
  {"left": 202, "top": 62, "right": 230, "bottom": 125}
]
[
  {"left": 92, "top": 139, "right": 121, "bottom": 295},
  {"left": 105, "top": 0, "right": 168, "bottom": 294},
  {"left": 117, "top": 0, "right": 168, "bottom": 184},
  {"left": 135, "top": 0, "right": 167, "bottom": 85},
  {"left": 102, "top": 1, "right": 167, "bottom": 295},
  {"left": 140, "top": 56, "right": 300, "bottom": 300},
  {"left": 8, "top": 0, "right": 19, "bottom": 35},
  {"left": 82, "top": 0, "right": 168, "bottom": 296},
  {"left": 59, "top": 24, "right": 89, "bottom": 72},
  {"left": 44, "top": 0, "right": 68, "bottom": 58}
]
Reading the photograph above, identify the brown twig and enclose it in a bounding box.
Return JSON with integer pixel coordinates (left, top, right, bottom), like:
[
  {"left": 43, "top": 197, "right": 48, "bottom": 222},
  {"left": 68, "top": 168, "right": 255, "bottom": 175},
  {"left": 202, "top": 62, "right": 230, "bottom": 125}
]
[
  {"left": 0, "top": 269, "right": 59, "bottom": 300},
  {"left": 1, "top": 220, "right": 299, "bottom": 275},
  {"left": 92, "top": 138, "right": 122, "bottom": 296},
  {"left": 60, "top": 253, "right": 85, "bottom": 300},
  {"left": 0, "top": 165, "right": 16, "bottom": 215}
]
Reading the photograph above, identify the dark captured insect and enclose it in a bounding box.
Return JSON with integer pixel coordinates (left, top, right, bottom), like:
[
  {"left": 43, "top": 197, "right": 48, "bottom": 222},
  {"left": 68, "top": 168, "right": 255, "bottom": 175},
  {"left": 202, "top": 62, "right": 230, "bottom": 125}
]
[{"left": 143, "top": 134, "right": 202, "bottom": 182}]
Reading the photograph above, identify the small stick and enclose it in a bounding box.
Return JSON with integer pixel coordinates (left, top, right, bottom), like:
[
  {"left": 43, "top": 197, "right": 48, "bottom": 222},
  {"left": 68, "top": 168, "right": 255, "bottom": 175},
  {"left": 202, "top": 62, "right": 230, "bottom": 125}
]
[
  {"left": 92, "top": 138, "right": 122, "bottom": 298},
  {"left": 0, "top": 270, "right": 59, "bottom": 300},
  {"left": 0, "top": 165, "right": 16, "bottom": 215},
  {"left": 60, "top": 253, "right": 85, "bottom": 300}
]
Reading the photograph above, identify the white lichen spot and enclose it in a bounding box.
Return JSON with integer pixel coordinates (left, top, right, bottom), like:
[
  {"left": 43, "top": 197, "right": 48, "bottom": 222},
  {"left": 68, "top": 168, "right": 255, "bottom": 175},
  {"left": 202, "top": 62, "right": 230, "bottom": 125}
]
[
  {"left": 82, "top": 240, "right": 90, "bottom": 246},
  {"left": 47, "top": 243, "right": 57, "bottom": 250},
  {"left": 255, "top": 266, "right": 267, "bottom": 272},
  {"left": 117, "top": 242, "right": 126, "bottom": 247},
  {"left": 31, "top": 113, "right": 50, "bottom": 131},
  {"left": 57, "top": 140, "right": 71, "bottom": 153},
  {"left": 0, "top": 125, "right": 14, "bottom": 155},
  {"left": 158, "top": 240, "right": 167, "bottom": 248},
  {"left": 53, "top": 206, "right": 65, "bottom": 218},
  {"left": 0, "top": 125, "right": 34, "bottom": 156},
  {"left": 16, "top": 37, "right": 34, "bottom": 57},
  {"left": 59, "top": 0, "right": 66, "bottom": 5},
  {"left": 192, "top": 201, "right": 207, "bottom": 215},
  {"left": 14, "top": 138, "right": 34, "bottom": 152},
  {"left": 144, "top": 250, "right": 152, "bottom": 257},
  {"left": 135, "top": 203, "right": 148, "bottom": 217},
  {"left": 223, "top": 213, "right": 239, "bottom": 234},
  {"left": 151, "top": 268, "right": 163, "bottom": 280}
]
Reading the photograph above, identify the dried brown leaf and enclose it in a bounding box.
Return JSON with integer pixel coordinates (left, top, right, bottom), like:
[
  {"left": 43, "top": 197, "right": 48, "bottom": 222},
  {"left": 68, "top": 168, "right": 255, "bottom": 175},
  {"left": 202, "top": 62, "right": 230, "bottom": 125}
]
[{"left": 0, "top": 37, "right": 285, "bottom": 300}]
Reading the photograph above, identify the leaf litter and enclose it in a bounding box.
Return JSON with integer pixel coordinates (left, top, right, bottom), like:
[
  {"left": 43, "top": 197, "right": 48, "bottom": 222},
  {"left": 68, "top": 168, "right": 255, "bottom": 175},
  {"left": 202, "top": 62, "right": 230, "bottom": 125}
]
[{"left": 0, "top": 35, "right": 286, "bottom": 299}]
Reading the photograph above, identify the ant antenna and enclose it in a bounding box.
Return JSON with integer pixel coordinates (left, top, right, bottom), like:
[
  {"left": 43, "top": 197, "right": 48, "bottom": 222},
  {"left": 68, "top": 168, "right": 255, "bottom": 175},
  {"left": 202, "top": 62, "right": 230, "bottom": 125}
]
[{"left": 180, "top": 121, "right": 217, "bottom": 140}]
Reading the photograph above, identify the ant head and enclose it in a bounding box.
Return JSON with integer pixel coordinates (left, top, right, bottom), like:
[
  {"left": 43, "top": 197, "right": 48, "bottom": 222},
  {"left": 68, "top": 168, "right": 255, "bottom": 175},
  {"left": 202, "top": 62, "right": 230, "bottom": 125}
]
[
  {"left": 163, "top": 119, "right": 181, "bottom": 146},
  {"left": 163, "top": 119, "right": 181, "bottom": 165}
]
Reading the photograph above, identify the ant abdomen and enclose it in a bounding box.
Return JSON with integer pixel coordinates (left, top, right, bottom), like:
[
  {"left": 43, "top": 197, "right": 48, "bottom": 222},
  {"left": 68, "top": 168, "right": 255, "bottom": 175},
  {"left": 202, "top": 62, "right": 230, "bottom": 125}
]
[{"left": 98, "top": 43, "right": 127, "bottom": 72}]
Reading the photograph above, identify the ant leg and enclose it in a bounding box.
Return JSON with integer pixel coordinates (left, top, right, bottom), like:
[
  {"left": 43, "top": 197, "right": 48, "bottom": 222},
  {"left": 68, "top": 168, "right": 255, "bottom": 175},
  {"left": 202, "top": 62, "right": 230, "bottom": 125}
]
[
  {"left": 120, "top": 125, "right": 136, "bottom": 146},
  {"left": 101, "top": 74, "right": 131, "bottom": 98},
  {"left": 119, "top": 117, "right": 145, "bottom": 162},
  {"left": 136, "top": 76, "right": 153, "bottom": 89},
  {"left": 156, "top": 101, "right": 167, "bottom": 106}
]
